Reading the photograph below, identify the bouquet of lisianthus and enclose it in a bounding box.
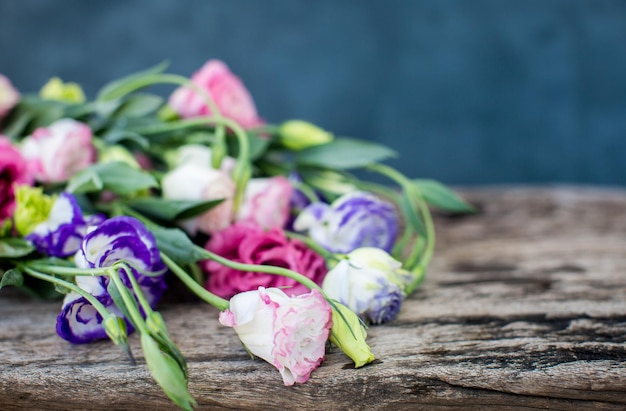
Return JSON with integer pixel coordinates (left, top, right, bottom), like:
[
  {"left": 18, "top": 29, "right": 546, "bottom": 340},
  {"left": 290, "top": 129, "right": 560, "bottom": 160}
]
[{"left": 0, "top": 60, "right": 473, "bottom": 410}]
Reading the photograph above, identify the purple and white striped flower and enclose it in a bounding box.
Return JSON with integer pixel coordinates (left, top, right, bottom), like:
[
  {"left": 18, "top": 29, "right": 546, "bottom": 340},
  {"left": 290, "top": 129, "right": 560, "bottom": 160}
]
[
  {"left": 56, "top": 277, "right": 116, "bottom": 343},
  {"left": 322, "top": 247, "right": 411, "bottom": 324},
  {"left": 293, "top": 191, "right": 399, "bottom": 254},
  {"left": 56, "top": 216, "right": 167, "bottom": 344},
  {"left": 26, "top": 192, "right": 96, "bottom": 258}
]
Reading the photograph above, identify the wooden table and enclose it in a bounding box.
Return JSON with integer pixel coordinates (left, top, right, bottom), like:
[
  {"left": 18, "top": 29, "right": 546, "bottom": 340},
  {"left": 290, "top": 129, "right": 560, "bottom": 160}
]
[{"left": 1, "top": 186, "right": 625, "bottom": 410}]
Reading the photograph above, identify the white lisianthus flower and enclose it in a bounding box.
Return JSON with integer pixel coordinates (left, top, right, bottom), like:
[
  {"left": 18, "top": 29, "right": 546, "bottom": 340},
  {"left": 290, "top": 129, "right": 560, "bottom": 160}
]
[
  {"left": 161, "top": 163, "right": 235, "bottom": 235},
  {"left": 171, "top": 144, "right": 236, "bottom": 175},
  {"left": 323, "top": 247, "right": 411, "bottom": 324},
  {"left": 219, "top": 287, "right": 332, "bottom": 386}
]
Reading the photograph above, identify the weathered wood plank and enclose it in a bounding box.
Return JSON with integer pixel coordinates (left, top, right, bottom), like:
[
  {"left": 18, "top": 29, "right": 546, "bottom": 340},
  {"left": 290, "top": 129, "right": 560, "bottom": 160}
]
[{"left": 1, "top": 186, "right": 626, "bottom": 410}]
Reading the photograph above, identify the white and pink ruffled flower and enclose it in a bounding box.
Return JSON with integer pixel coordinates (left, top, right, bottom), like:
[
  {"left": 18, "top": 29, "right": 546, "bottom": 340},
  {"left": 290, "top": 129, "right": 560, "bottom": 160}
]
[
  {"left": 161, "top": 162, "right": 235, "bottom": 235},
  {"left": 236, "top": 176, "right": 293, "bottom": 229},
  {"left": 0, "top": 74, "right": 19, "bottom": 121},
  {"left": 219, "top": 287, "right": 332, "bottom": 386},
  {"left": 168, "top": 59, "right": 263, "bottom": 129},
  {"left": 21, "top": 118, "right": 95, "bottom": 183}
]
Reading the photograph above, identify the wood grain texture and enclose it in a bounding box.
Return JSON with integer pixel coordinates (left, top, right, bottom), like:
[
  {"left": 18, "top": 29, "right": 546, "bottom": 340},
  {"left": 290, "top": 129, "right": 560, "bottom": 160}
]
[{"left": 1, "top": 186, "right": 625, "bottom": 410}]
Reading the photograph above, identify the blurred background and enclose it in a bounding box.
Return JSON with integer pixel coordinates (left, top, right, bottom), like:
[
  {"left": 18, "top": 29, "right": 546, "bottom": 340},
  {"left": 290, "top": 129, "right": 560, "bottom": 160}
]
[{"left": 1, "top": 0, "right": 625, "bottom": 186}]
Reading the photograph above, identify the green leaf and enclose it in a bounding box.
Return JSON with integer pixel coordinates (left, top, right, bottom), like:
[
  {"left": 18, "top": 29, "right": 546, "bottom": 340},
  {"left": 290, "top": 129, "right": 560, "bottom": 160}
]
[
  {"left": 226, "top": 131, "right": 272, "bottom": 161},
  {"left": 149, "top": 225, "right": 204, "bottom": 265},
  {"left": 0, "top": 238, "right": 35, "bottom": 258},
  {"left": 102, "top": 129, "right": 150, "bottom": 150},
  {"left": 399, "top": 190, "right": 426, "bottom": 237},
  {"left": 414, "top": 179, "right": 475, "bottom": 213},
  {"left": 125, "top": 198, "right": 224, "bottom": 221},
  {"left": 113, "top": 94, "right": 164, "bottom": 118},
  {"left": 97, "top": 61, "right": 170, "bottom": 101},
  {"left": 0, "top": 268, "right": 24, "bottom": 289},
  {"left": 65, "top": 167, "right": 104, "bottom": 194},
  {"left": 67, "top": 162, "right": 157, "bottom": 196},
  {"left": 296, "top": 138, "right": 396, "bottom": 169}
]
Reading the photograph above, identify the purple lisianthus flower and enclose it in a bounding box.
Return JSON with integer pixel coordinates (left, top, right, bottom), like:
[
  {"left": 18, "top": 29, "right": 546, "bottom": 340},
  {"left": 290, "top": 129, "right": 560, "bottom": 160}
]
[
  {"left": 26, "top": 192, "right": 97, "bottom": 258},
  {"left": 56, "top": 277, "right": 116, "bottom": 343},
  {"left": 322, "top": 247, "right": 411, "bottom": 324},
  {"left": 293, "top": 191, "right": 398, "bottom": 254},
  {"left": 56, "top": 216, "right": 167, "bottom": 344}
]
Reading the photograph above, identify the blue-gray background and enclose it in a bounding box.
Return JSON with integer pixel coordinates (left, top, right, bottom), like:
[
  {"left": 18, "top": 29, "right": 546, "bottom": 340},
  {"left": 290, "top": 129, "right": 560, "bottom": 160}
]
[{"left": 1, "top": 0, "right": 625, "bottom": 186}]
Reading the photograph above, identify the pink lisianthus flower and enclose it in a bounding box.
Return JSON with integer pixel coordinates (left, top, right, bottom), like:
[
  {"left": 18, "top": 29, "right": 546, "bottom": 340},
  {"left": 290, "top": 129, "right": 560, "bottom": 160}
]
[
  {"left": 21, "top": 118, "right": 95, "bottom": 183},
  {"left": 203, "top": 222, "right": 327, "bottom": 299},
  {"left": 161, "top": 163, "right": 236, "bottom": 235},
  {"left": 219, "top": 287, "right": 332, "bottom": 385},
  {"left": 0, "top": 74, "right": 19, "bottom": 121},
  {"left": 0, "top": 136, "right": 33, "bottom": 221},
  {"left": 168, "top": 60, "right": 263, "bottom": 129},
  {"left": 236, "top": 176, "right": 293, "bottom": 229}
]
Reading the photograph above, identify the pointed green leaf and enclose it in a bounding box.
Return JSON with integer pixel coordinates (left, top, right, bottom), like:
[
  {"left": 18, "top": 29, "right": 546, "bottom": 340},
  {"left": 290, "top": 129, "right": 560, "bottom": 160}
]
[
  {"left": 413, "top": 179, "right": 475, "bottom": 213},
  {"left": 148, "top": 225, "right": 205, "bottom": 265},
  {"left": 125, "top": 197, "right": 224, "bottom": 221},
  {"left": 0, "top": 268, "right": 24, "bottom": 289},
  {"left": 67, "top": 162, "right": 157, "bottom": 196},
  {"left": 102, "top": 129, "right": 150, "bottom": 149},
  {"left": 0, "top": 238, "right": 35, "bottom": 258},
  {"left": 113, "top": 94, "right": 164, "bottom": 118},
  {"left": 65, "top": 167, "right": 104, "bottom": 194},
  {"left": 296, "top": 138, "right": 396, "bottom": 169}
]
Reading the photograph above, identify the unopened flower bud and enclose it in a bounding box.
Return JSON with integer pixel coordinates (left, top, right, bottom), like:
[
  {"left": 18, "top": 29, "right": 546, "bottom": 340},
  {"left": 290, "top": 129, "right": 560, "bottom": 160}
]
[
  {"left": 39, "top": 77, "right": 85, "bottom": 104},
  {"left": 328, "top": 302, "right": 375, "bottom": 368},
  {"left": 278, "top": 120, "right": 333, "bottom": 151}
]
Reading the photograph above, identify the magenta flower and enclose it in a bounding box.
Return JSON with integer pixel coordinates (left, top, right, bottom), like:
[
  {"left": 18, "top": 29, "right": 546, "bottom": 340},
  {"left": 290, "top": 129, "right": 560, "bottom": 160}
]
[
  {"left": 0, "top": 136, "right": 33, "bottom": 221},
  {"left": 219, "top": 287, "right": 332, "bottom": 385},
  {"left": 203, "top": 222, "right": 327, "bottom": 299},
  {"left": 236, "top": 176, "right": 293, "bottom": 229},
  {"left": 0, "top": 74, "right": 19, "bottom": 121},
  {"left": 21, "top": 118, "right": 96, "bottom": 183},
  {"left": 168, "top": 59, "right": 263, "bottom": 129}
]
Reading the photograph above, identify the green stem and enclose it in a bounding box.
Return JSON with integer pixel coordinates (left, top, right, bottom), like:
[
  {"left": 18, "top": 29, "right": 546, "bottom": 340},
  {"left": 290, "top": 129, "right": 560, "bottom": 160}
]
[
  {"left": 196, "top": 246, "right": 325, "bottom": 294},
  {"left": 25, "top": 263, "right": 113, "bottom": 277},
  {"left": 21, "top": 266, "right": 111, "bottom": 318},
  {"left": 109, "top": 269, "right": 149, "bottom": 335},
  {"left": 284, "top": 231, "right": 335, "bottom": 262},
  {"left": 119, "top": 263, "right": 155, "bottom": 317},
  {"left": 405, "top": 188, "right": 435, "bottom": 294},
  {"left": 365, "top": 163, "right": 436, "bottom": 292},
  {"left": 160, "top": 252, "right": 229, "bottom": 311}
]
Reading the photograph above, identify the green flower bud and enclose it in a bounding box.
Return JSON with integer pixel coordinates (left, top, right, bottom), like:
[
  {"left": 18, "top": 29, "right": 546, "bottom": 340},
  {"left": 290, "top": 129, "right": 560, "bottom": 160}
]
[
  {"left": 99, "top": 145, "right": 141, "bottom": 169},
  {"left": 13, "top": 186, "right": 55, "bottom": 236},
  {"left": 329, "top": 301, "right": 375, "bottom": 368},
  {"left": 39, "top": 77, "right": 85, "bottom": 104},
  {"left": 278, "top": 120, "right": 333, "bottom": 151},
  {"left": 103, "top": 316, "right": 128, "bottom": 345},
  {"left": 141, "top": 333, "right": 196, "bottom": 411}
]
